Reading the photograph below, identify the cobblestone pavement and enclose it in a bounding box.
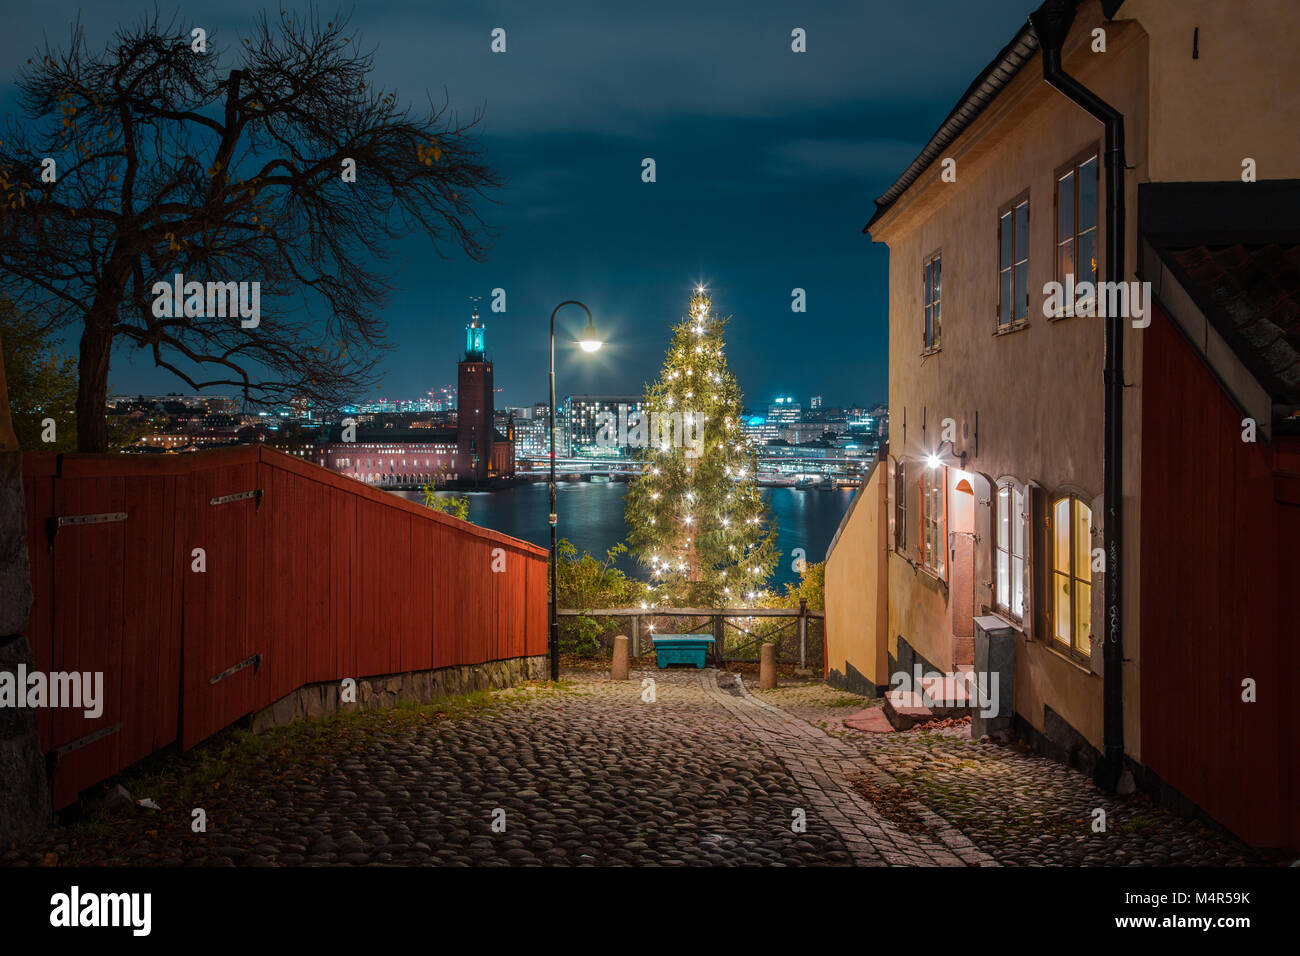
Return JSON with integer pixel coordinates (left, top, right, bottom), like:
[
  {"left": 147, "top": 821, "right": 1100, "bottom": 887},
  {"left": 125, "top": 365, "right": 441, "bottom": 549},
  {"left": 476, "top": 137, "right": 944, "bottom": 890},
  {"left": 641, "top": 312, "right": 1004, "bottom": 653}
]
[
  {"left": 752, "top": 679, "right": 1265, "bottom": 866},
  {"left": 3, "top": 669, "right": 1265, "bottom": 866}
]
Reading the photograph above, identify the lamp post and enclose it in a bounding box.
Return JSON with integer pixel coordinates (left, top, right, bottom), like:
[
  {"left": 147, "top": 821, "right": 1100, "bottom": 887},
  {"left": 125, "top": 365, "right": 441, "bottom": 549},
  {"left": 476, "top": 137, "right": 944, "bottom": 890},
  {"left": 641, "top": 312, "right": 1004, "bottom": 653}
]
[{"left": 548, "top": 300, "right": 602, "bottom": 681}]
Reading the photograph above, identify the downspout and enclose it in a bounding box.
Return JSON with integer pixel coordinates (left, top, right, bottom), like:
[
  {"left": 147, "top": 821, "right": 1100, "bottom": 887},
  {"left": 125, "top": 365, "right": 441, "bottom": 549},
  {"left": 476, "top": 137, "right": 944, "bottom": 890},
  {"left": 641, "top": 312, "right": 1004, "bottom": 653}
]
[{"left": 1028, "top": 0, "right": 1126, "bottom": 790}]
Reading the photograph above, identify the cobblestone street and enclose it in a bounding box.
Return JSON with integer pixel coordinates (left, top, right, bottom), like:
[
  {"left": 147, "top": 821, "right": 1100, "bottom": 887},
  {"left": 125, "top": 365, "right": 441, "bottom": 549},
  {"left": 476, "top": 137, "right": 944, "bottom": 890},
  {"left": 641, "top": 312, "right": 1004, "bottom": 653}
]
[{"left": 4, "top": 669, "right": 1264, "bottom": 867}]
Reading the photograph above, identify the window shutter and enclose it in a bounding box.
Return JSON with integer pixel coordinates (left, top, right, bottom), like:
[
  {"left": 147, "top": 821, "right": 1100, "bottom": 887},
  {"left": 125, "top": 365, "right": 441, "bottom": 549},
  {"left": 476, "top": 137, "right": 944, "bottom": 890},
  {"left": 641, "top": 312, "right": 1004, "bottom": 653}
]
[
  {"left": 922, "top": 269, "right": 927, "bottom": 348},
  {"left": 1018, "top": 487, "right": 1032, "bottom": 628},
  {"left": 996, "top": 218, "right": 1002, "bottom": 325},
  {"left": 1027, "top": 481, "right": 1047, "bottom": 640},
  {"left": 906, "top": 465, "right": 921, "bottom": 564},
  {"left": 886, "top": 457, "right": 897, "bottom": 551},
  {"left": 973, "top": 475, "right": 993, "bottom": 612}
]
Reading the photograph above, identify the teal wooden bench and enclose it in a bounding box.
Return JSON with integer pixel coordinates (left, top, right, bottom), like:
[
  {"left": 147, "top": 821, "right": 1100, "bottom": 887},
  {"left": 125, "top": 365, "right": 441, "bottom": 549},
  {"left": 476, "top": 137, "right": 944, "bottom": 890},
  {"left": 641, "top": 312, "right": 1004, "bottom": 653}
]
[{"left": 651, "top": 634, "right": 715, "bottom": 669}]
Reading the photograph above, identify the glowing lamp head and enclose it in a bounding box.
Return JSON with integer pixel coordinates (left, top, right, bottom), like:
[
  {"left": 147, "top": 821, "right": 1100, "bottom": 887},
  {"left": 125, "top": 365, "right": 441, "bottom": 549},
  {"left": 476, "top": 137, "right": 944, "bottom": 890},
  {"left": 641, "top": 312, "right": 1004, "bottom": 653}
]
[
  {"left": 926, "top": 453, "right": 941, "bottom": 470},
  {"left": 577, "top": 316, "right": 602, "bottom": 352}
]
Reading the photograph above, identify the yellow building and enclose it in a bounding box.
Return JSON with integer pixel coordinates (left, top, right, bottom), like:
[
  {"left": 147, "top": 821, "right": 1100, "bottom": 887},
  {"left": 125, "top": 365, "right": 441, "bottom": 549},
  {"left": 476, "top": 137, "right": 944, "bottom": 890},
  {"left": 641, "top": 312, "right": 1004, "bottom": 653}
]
[{"left": 828, "top": 0, "right": 1300, "bottom": 815}]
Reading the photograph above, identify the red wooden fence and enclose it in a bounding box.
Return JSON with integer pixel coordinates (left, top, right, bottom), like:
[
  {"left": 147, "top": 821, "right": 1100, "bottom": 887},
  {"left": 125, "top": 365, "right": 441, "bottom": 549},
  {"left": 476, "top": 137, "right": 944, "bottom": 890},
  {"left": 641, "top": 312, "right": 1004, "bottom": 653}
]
[
  {"left": 1139, "top": 303, "right": 1300, "bottom": 850},
  {"left": 23, "top": 444, "right": 548, "bottom": 809}
]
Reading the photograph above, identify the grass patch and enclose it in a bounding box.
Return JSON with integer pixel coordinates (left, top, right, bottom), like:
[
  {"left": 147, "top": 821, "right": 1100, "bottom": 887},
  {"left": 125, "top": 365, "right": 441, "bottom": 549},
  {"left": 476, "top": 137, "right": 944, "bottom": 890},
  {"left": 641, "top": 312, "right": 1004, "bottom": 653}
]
[
  {"left": 1112, "top": 813, "right": 1161, "bottom": 834},
  {"left": 823, "top": 694, "right": 868, "bottom": 708}
]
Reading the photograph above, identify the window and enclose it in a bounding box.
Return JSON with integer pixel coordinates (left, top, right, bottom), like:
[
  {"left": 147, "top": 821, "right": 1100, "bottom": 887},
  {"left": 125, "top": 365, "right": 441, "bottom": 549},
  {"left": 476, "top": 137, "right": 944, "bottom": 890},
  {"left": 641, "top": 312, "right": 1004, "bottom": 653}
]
[
  {"left": 1050, "top": 495, "right": 1092, "bottom": 656},
  {"left": 923, "top": 253, "right": 941, "bottom": 350},
  {"left": 998, "top": 196, "right": 1029, "bottom": 329},
  {"left": 1055, "top": 152, "right": 1099, "bottom": 314},
  {"left": 918, "top": 464, "right": 946, "bottom": 577},
  {"left": 995, "top": 483, "right": 1026, "bottom": 620},
  {"left": 894, "top": 460, "right": 907, "bottom": 551}
]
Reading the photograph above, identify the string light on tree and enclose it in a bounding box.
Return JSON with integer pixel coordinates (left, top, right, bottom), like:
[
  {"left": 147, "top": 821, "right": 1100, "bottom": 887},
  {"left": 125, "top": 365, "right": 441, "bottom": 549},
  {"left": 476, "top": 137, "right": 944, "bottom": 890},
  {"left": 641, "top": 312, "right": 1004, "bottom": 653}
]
[{"left": 624, "top": 287, "right": 778, "bottom": 607}]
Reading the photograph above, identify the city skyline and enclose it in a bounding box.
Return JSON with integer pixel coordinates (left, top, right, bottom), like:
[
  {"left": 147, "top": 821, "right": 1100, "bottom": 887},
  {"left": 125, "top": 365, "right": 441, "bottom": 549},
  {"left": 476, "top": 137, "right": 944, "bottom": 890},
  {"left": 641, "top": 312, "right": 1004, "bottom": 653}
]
[{"left": 103, "top": 301, "right": 886, "bottom": 414}]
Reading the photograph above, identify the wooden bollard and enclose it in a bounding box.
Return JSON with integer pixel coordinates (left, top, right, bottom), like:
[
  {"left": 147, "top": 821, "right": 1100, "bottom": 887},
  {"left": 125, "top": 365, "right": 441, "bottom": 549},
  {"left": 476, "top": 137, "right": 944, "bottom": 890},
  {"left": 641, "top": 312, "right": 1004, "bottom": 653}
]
[
  {"left": 759, "top": 642, "right": 777, "bottom": 689},
  {"left": 611, "top": 634, "right": 630, "bottom": 680}
]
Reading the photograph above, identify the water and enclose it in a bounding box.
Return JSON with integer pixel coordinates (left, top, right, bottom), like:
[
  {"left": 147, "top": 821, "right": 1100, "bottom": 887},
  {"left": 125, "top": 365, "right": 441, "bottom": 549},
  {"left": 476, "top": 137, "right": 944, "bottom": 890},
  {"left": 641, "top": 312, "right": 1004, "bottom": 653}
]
[{"left": 398, "top": 482, "right": 855, "bottom": 588}]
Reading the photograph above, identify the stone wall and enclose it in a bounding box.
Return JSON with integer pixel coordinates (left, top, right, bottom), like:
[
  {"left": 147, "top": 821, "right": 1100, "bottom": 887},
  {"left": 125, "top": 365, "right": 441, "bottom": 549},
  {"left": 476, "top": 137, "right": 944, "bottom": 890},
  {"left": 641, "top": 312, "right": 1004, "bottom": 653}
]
[
  {"left": 249, "top": 655, "right": 548, "bottom": 733},
  {"left": 0, "top": 447, "right": 51, "bottom": 843}
]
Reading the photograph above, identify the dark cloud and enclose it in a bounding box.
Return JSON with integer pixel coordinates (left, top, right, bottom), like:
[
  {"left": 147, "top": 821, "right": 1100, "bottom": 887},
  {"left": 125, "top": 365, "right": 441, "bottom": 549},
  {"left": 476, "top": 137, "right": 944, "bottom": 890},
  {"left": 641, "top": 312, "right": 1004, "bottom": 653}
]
[{"left": 3, "top": 0, "right": 1034, "bottom": 409}]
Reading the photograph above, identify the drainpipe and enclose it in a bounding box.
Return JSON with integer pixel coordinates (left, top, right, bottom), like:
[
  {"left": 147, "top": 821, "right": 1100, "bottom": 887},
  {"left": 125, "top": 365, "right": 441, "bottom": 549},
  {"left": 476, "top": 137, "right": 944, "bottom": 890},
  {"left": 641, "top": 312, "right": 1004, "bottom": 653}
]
[{"left": 1028, "top": 0, "right": 1126, "bottom": 790}]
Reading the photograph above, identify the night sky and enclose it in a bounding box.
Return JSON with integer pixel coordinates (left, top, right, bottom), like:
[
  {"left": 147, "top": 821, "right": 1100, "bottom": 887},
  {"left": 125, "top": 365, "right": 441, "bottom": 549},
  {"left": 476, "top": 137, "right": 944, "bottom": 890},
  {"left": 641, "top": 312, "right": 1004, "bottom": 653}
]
[{"left": 2, "top": 0, "right": 1035, "bottom": 411}]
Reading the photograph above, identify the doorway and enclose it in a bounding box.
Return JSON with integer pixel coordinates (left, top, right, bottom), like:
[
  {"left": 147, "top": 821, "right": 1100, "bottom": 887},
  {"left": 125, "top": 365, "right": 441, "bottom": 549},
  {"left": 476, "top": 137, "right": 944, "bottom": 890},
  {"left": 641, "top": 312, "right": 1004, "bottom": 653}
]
[{"left": 949, "top": 478, "right": 976, "bottom": 666}]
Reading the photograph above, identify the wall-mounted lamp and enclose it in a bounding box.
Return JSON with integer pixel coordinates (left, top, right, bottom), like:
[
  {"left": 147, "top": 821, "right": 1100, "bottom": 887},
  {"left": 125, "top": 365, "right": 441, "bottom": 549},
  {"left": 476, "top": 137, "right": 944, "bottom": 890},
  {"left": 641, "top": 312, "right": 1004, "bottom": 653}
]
[{"left": 925, "top": 439, "right": 967, "bottom": 471}]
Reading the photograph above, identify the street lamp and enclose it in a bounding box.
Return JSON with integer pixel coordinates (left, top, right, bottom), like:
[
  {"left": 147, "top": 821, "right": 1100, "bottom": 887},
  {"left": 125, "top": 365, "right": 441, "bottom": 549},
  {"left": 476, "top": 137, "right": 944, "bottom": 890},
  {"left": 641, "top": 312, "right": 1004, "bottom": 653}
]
[{"left": 548, "top": 300, "right": 602, "bottom": 681}]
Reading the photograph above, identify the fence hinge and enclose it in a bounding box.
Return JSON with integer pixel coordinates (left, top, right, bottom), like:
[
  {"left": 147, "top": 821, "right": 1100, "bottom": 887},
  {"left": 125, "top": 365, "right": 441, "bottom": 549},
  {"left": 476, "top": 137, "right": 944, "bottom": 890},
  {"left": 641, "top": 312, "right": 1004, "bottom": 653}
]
[
  {"left": 208, "top": 652, "right": 262, "bottom": 686},
  {"left": 47, "top": 723, "right": 123, "bottom": 767},
  {"left": 46, "top": 511, "right": 128, "bottom": 550},
  {"left": 209, "top": 489, "right": 263, "bottom": 511}
]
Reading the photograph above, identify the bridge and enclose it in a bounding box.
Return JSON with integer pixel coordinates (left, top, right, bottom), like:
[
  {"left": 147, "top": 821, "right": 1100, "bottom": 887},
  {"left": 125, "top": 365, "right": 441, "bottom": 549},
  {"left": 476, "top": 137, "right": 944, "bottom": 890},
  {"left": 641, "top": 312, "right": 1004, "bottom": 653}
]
[{"left": 514, "top": 454, "right": 870, "bottom": 487}]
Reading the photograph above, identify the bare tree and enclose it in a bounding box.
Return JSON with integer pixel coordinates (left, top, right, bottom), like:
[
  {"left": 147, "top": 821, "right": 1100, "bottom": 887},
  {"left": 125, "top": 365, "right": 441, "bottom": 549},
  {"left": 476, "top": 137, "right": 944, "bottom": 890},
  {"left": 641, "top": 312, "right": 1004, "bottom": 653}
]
[{"left": 0, "top": 8, "right": 503, "bottom": 451}]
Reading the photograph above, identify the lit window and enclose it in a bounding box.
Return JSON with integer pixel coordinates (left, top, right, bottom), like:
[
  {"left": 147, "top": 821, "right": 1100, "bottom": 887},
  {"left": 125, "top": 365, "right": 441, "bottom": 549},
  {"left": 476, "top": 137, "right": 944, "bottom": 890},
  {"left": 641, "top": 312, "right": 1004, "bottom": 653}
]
[
  {"left": 995, "top": 484, "right": 1026, "bottom": 620},
  {"left": 923, "top": 252, "right": 941, "bottom": 350},
  {"left": 1055, "top": 152, "right": 1098, "bottom": 313},
  {"left": 1050, "top": 495, "right": 1093, "bottom": 656},
  {"left": 998, "top": 196, "right": 1029, "bottom": 328},
  {"left": 918, "top": 465, "right": 946, "bottom": 577}
]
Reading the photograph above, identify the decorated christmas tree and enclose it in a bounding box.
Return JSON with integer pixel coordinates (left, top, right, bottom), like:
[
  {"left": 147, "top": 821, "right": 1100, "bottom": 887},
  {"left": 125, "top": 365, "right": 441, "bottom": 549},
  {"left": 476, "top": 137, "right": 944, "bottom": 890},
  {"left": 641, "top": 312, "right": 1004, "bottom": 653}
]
[{"left": 624, "top": 288, "right": 778, "bottom": 607}]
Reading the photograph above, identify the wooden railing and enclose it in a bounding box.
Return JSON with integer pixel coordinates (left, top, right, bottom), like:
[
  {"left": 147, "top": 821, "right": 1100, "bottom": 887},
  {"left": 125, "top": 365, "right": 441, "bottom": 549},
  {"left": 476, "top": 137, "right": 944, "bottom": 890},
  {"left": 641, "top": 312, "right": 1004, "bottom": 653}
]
[{"left": 557, "top": 602, "right": 825, "bottom": 670}]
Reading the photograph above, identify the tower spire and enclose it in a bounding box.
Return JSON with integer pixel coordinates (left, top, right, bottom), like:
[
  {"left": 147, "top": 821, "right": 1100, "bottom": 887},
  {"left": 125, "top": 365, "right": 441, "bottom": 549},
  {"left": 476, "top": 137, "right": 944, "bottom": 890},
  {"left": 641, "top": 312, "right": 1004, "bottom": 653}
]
[{"left": 465, "top": 296, "right": 486, "bottom": 360}]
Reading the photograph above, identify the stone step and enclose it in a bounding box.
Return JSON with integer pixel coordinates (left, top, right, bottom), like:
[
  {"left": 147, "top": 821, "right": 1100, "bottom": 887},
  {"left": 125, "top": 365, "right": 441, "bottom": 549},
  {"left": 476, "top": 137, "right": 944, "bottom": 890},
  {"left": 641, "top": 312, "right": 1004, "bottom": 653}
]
[
  {"left": 882, "top": 689, "right": 933, "bottom": 730},
  {"left": 918, "top": 674, "right": 974, "bottom": 708},
  {"left": 842, "top": 707, "right": 895, "bottom": 733},
  {"left": 883, "top": 679, "right": 975, "bottom": 730}
]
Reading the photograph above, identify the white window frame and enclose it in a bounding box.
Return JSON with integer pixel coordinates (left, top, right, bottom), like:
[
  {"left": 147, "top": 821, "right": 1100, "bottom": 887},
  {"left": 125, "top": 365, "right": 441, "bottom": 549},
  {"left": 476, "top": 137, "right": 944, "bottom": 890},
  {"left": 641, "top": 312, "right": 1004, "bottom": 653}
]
[{"left": 994, "top": 480, "right": 1027, "bottom": 622}]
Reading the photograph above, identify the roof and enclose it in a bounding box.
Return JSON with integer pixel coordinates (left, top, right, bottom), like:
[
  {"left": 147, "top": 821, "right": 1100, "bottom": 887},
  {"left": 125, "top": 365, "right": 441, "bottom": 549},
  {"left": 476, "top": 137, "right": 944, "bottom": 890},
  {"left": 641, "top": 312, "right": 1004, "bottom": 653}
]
[
  {"left": 317, "top": 426, "right": 514, "bottom": 445},
  {"left": 863, "top": 20, "right": 1040, "bottom": 234},
  {"left": 1138, "top": 180, "right": 1300, "bottom": 430},
  {"left": 323, "top": 426, "right": 457, "bottom": 444},
  {"left": 861, "top": 0, "right": 1135, "bottom": 235},
  {"left": 1170, "top": 243, "right": 1300, "bottom": 406}
]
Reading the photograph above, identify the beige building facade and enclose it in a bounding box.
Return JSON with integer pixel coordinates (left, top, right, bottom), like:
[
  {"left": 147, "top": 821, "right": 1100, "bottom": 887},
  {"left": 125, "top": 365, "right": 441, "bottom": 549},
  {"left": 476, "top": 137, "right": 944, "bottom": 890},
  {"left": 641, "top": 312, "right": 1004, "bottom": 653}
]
[
  {"left": 834, "top": 0, "right": 1300, "bottom": 773},
  {"left": 824, "top": 462, "right": 889, "bottom": 695}
]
